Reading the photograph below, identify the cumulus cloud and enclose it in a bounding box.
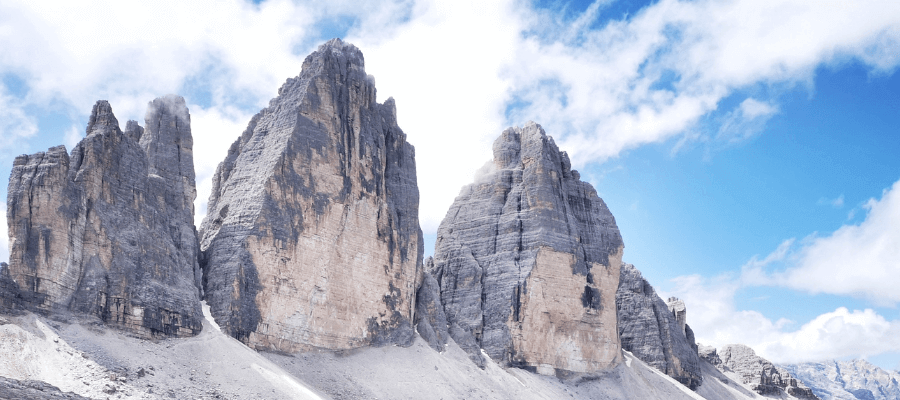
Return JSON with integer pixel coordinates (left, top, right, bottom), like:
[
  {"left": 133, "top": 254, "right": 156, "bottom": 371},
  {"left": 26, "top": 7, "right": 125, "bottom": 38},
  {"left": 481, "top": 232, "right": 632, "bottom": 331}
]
[
  {"left": 666, "top": 274, "right": 900, "bottom": 364},
  {"left": 742, "top": 178, "right": 900, "bottom": 306},
  {"left": 508, "top": 0, "right": 900, "bottom": 165},
  {"left": 0, "top": 86, "right": 38, "bottom": 155},
  {"left": 63, "top": 125, "right": 81, "bottom": 151}
]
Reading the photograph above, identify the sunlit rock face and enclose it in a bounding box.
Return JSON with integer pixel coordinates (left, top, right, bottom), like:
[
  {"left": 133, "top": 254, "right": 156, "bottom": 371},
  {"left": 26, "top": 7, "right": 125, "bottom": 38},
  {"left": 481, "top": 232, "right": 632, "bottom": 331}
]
[
  {"left": 431, "top": 122, "right": 623, "bottom": 375},
  {"left": 4, "top": 97, "right": 203, "bottom": 337},
  {"left": 199, "top": 39, "right": 423, "bottom": 352},
  {"left": 616, "top": 263, "right": 702, "bottom": 389}
]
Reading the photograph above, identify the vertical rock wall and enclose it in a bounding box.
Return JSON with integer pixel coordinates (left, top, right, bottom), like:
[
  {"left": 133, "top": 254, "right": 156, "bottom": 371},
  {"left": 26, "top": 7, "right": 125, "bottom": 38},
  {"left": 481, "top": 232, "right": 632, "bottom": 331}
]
[
  {"left": 4, "top": 98, "right": 203, "bottom": 337},
  {"left": 616, "top": 263, "right": 702, "bottom": 389},
  {"left": 199, "top": 39, "right": 423, "bottom": 352},
  {"left": 432, "top": 122, "right": 623, "bottom": 375}
]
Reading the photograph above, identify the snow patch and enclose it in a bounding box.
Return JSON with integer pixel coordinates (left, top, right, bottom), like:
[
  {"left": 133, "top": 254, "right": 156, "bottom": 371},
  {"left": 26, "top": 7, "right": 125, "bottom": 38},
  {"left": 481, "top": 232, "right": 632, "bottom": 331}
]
[{"left": 201, "top": 300, "right": 221, "bottom": 332}]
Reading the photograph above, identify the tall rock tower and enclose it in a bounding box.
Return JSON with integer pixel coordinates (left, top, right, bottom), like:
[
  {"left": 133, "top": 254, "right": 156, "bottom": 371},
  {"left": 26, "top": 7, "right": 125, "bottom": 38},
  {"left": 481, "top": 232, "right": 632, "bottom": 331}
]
[
  {"left": 199, "top": 39, "right": 423, "bottom": 352},
  {"left": 431, "top": 122, "right": 623, "bottom": 375},
  {"left": 4, "top": 97, "right": 203, "bottom": 337}
]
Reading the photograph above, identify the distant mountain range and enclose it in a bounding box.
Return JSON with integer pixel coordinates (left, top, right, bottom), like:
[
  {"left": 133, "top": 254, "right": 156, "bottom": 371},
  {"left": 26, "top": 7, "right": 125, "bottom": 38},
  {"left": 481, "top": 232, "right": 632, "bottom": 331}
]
[{"left": 781, "top": 359, "right": 900, "bottom": 400}]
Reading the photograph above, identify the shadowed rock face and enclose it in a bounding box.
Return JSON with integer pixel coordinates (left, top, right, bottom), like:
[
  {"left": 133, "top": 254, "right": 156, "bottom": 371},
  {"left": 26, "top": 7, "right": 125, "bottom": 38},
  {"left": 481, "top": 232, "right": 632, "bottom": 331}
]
[
  {"left": 432, "top": 122, "right": 623, "bottom": 375},
  {"left": 415, "top": 257, "right": 450, "bottom": 352},
  {"left": 616, "top": 263, "right": 702, "bottom": 389},
  {"left": 199, "top": 39, "right": 423, "bottom": 352},
  {"left": 4, "top": 98, "right": 203, "bottom": 338}
]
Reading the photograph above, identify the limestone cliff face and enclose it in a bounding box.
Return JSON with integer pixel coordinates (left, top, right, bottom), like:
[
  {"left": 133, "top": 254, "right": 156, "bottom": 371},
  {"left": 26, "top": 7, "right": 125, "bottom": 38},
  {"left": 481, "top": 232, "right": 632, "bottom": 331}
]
[
  {"left": 199, "top": 39, "right": 423, "bottom": 352},
  {"left": 702, "top": 344, "right": 819, "bottom": 399},
  {"left": 615, "top": 263, "right": 702, "bottom": 389},
  {"left": 432, "top": 122, "right": 623, "bottom": 375},
  {"left": 4, "top": 98, "right": 202, "bottom": 337}
]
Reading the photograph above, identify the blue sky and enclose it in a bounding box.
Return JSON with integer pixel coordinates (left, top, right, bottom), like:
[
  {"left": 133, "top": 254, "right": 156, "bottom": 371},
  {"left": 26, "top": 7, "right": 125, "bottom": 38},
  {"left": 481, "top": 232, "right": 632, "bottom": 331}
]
[{"left": 1, "top": 0, "right": 899, "bottom": 369}]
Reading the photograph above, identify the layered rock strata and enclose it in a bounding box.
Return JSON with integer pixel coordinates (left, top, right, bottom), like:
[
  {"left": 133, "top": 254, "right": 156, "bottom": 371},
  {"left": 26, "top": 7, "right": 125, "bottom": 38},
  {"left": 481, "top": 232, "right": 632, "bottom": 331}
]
[
  {"left": 4, "top": 98, "right": 203, "bottom": 337},
  {"left": 702, "top": 344, "right": 819, "bottom": 399},
  {"left": 432, "top": 122, "right": 623, "bottom": 375},
  {"left": 616, "top": 263, "right": 702, "bottom": 389},
  {"left": 199, "top": 39, "right": 422, "bottom": 352}
]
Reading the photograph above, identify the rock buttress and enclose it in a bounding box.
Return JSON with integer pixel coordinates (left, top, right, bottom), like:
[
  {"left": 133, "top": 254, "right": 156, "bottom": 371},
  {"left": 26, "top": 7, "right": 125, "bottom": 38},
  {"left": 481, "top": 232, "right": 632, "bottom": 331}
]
[
  {"left": 4, "top": 99, "right": 202, "bottom": 337},
  {"left": 432, "top": 122, "right": 623, "bottom": 375},
  {"left": 199, "top": 39, "right": 423, "bottom": 352},
  {"left": 615, "top": 263, "right": 702, "bottom": 389}
]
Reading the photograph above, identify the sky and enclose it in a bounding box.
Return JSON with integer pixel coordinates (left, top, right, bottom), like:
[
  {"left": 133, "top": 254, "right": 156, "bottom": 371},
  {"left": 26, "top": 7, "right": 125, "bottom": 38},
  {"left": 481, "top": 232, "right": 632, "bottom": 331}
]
[{"left": 1, "top": 0, "right": 899, "bottom": 370}]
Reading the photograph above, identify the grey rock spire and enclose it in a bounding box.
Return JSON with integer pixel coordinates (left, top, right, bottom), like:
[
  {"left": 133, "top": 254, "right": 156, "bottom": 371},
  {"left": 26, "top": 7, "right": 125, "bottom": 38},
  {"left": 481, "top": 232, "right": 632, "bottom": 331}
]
[
  {"left": 4, "top": 98, "right": 203, "bottom": 337},
  {"left": 199, "top": 38, "right": 423, "bottom": 352},
  {"left": 432, "top": 122, "right": 623, "bottom": 375}
]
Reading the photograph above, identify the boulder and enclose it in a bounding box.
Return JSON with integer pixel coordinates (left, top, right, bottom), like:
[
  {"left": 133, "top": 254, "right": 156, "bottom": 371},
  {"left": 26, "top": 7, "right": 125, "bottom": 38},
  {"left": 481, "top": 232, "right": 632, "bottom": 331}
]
[
  {"left": 3, "top": 98, "right": 203, "bottom": 337},
  {"left": 432, "top": 122, "right": 623, "bottom": 375},
  {"left": 199, "top": 39, "right": 423, "bottom": 352}
]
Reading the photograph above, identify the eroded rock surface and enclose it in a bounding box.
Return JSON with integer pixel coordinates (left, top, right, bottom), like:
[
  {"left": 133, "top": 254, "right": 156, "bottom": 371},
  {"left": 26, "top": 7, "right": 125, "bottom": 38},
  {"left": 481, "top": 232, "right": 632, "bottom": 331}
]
[
  {"left": 703, "top": 344, "right": 819, "bottom": 399},
  {"left": 199, "top": 39, "right": 422, "bottom": 352},
  {"left": 432, "top": 122, "right": 623, "bottom": 375},
  {"left": 4, "top": 98, "right": 203, "bottom": 337},
  {"left": 616, "top": 263, "right": 702, "bottom": 389}
]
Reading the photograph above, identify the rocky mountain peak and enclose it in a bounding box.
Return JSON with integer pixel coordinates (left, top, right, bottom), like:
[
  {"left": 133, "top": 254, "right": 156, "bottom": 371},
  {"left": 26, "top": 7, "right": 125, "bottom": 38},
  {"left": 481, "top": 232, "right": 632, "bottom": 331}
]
[
  {"left": 432, "top": 122, "right": 623, "bottom": 375},
  {"left": 199, "top": 39, "right": 422, "bottom": 353},
  {"left": 85, "top": 100, "right": 119, "bottom": 136},
  {"left": 141, "top": 94, "right": 196, "bottom": 214},
  {"left": 667, "top": 296, "right": 688, "bottom": 335},
  {"left": 3, "top": 97, "right": 203, "bottom": 338}
]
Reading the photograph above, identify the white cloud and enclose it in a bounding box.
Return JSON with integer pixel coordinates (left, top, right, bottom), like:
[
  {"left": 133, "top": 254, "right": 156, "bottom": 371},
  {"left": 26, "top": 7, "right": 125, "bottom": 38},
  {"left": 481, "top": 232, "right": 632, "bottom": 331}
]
[
  {"left": 187, "top": 104, "right": 255, "bottom": 225},
  {"left": 666, "top": 274, "right": 900, "bottom": 364},
  {"left": 742, "top": 178, "right": 900, "bottom": 306},
  {"left": 63, "top": 125, "right": 81, "bottom": 151},
  {"left": 0, "top": 86, "right": 38, "bottom": 155},
  {"left": 346, "top": 0, "right": 523, "bottom": 231},
  {"left": 505, "top": 0, "right": 900, "bottom": 165}
]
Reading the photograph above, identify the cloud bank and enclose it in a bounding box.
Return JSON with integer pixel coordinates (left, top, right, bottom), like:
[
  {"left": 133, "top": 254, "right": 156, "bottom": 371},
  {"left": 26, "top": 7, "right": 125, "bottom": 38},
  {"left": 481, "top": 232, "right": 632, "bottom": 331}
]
[
  {"left": 667, "top": 274, "right": 900, "bottom": 364},
  {"left": 743, "top": 178, "right": 900, "bottom": 306},
  {"left": 666, "top": 177, "right": 900, "bottom": 363}
]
